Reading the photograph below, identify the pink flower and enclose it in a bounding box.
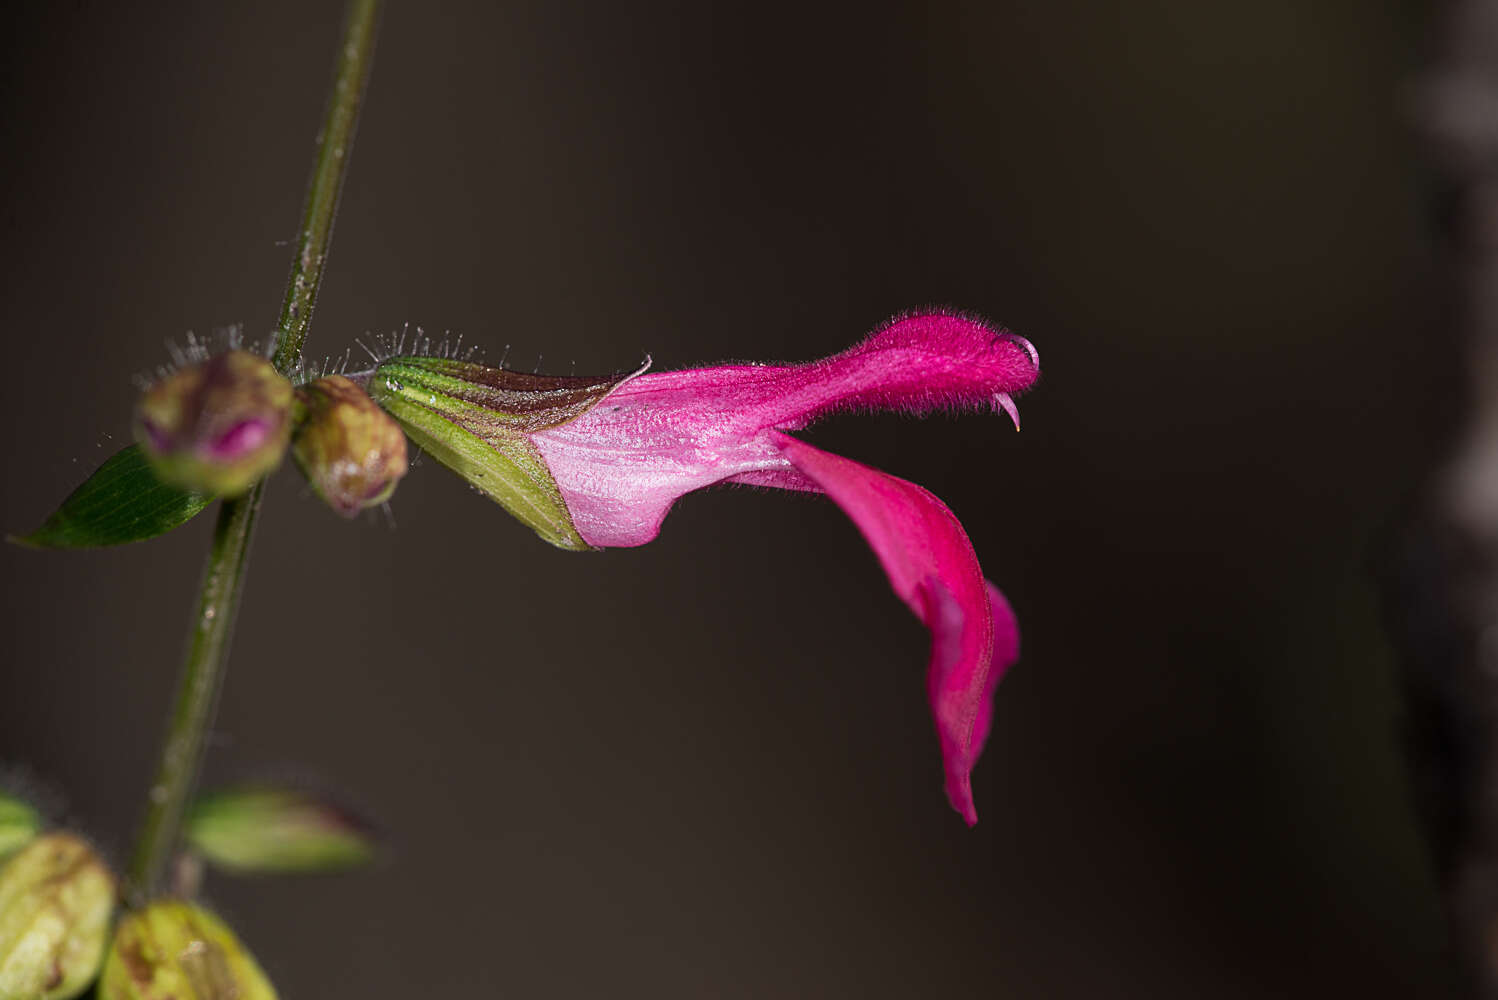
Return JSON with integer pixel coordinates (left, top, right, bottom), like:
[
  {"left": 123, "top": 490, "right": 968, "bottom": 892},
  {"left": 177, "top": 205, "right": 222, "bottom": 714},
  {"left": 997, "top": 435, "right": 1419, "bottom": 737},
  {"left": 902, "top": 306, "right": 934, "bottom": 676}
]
[
  {"left": 369, "top": 311, "right": 1038, "bottom": 823},
  {"left": 529, "top": 312, "right": 1038, "bottom": 824}
]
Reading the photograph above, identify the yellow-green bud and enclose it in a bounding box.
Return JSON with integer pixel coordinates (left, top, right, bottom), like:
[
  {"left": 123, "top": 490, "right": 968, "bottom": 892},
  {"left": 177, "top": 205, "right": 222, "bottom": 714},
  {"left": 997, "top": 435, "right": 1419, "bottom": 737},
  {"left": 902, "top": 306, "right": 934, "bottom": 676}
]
[
  {"left": 0, "top": 833, "right": 115, "bottom": 1000},
  {"left": 99, "top": 901, "right": 276, "bottom": 1000},
  {"left": 0, "top": 795, "right": 39, "bottom": 860},
  {"left": 291, "top": 376, "right": 408, "bottom": 517},
  {"left": 134, "top": 351, "right": 294, "bottom": 497}
]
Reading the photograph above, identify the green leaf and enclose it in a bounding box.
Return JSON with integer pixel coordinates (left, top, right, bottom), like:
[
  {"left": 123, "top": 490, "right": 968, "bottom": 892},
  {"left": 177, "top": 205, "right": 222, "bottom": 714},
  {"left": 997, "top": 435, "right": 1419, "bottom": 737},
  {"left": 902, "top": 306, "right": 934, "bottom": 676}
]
[
  {"left": 186, "top": 787, "right": 377, "bottom": 874},
  {"left": 10, "top": 445, "right": 213, "bottom": 549},
  {"left": 0, "top": 794, "right": 39, "bottom": 860}
]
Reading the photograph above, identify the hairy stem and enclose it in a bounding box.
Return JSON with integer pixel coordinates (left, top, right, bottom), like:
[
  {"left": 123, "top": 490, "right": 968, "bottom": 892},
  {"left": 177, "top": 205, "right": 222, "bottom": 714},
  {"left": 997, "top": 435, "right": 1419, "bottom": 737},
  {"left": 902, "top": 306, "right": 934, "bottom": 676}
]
[
  {"left": 125, "top": 489, "right": 260, "bottom": 900},
  {"left": 125, "top": 0, "right": 382, "bottom": 901},
  {"left": 272, "top": 0, "right": 381, "bottom": 373}
]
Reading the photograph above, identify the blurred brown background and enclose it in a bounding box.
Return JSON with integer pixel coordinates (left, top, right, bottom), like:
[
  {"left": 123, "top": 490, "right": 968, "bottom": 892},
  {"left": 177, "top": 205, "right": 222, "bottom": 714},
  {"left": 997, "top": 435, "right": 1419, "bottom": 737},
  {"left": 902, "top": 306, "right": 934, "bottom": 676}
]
[{"left": 0, "top": 1, "right": 1457, "bottom": 995}]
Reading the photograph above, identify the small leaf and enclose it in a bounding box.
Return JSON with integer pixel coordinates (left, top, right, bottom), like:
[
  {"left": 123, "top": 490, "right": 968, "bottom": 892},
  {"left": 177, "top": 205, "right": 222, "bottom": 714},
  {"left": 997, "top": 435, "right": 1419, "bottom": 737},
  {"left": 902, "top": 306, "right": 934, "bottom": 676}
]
[
  {"left": 11, "top": 445, "right": 213, "bottom": 549},
  {"left": 186, "top": 787, "right": 376, "bottom": 874},
  {"left": 0, "top": 794, "right": 38, "bottom": 860}
]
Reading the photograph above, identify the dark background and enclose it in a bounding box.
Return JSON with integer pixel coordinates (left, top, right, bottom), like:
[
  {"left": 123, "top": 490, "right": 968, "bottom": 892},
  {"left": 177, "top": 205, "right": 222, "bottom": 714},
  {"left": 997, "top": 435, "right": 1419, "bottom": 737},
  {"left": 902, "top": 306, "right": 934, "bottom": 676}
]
[{"left": 0, "top": 1, "right": 1458, "bottom": 995}]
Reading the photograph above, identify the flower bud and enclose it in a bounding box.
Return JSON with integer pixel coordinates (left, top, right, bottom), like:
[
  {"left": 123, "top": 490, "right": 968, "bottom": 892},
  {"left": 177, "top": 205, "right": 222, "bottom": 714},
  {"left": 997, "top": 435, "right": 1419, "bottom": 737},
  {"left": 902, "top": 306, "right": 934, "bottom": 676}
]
[
  {"left": 366, "top": 356, "right": 637, "bottom": 549},
  {"left": 99, "top": 901, "right": 276, "bottom": 1000},
  {"left": 0, "top": 833, "right": 115, "bottom": 1000},
  {"left": 290, "top": 376, "right": 408, "bottom": 517},
  {"left": 134, "top": 351, "right": 294, "bottom": 496},
  {"left": 186, "top": 787, "right": 376, "bottom": 873},
  {"left": 0, "top": 793, "right": 39, "bottom": 860}
]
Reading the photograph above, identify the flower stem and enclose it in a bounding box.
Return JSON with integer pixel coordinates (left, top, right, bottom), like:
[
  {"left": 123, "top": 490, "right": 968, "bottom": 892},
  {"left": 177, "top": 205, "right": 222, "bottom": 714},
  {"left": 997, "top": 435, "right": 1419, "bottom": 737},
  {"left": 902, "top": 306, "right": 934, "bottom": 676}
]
[
  {"left": 125, "top": 488, "right": 261, "bottom": 901},
  {"left": 272, "top": 0, "right": 382, "bottom": 374},
  {"left": 125, "top": 0, "right": 382, "bottom": 902}
]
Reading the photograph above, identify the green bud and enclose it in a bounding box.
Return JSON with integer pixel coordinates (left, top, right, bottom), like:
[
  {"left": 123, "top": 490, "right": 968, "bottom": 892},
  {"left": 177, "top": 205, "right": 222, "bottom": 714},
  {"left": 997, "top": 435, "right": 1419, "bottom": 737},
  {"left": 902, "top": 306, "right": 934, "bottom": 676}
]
[
  {"left": 0, "top": 833, "right": 115, "bottom": 1000},
  {"left": 366, "top": 357, "right": 633, "bottom": 550},
  {"left": 186, "top": 787, "right": 375, "bottom": 874},
  {"left": 0, "top": 795, "right": 39, "bottom": 860},
  {"left": 134, "top": 350, "right": 294, "bottom": 496},
  {"left": 99, "top": 901, "right": 276, "bottom": 1000},
  {"left": 290, "top": 376, "right": 408, "bottom": 517}
]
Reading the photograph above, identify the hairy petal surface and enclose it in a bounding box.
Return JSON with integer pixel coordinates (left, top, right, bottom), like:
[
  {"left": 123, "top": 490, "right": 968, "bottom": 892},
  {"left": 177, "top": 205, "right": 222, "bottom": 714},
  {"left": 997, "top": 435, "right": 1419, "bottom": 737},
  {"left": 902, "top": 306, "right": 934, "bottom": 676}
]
[
  {"left": 532, "top": 312, "right": 1038, "bottom": 547},
  {"left": 773, "top": 433, "right": 1017, "bottom": 825}
]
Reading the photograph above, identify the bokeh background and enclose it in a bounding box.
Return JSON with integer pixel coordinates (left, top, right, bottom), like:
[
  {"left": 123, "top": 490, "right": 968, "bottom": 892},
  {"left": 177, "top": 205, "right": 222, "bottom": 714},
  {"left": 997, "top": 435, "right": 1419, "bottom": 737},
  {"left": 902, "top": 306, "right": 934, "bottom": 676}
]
[{"left": 0, "top": 1, "right": 1458, "bottom": 995}]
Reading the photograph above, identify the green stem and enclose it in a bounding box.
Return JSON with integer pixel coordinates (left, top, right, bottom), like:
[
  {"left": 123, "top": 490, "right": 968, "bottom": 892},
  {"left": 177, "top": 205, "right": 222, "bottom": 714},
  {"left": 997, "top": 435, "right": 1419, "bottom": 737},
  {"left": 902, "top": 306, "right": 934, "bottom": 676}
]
[
  {"left": 125, "top": 0, "right": 382, "bottom": 902},
  {"left": 125, "top": 486, "right": 260, "bottom": 900},
  {"left": 272, "top": 0, "right": 382, "bottom": 373}
]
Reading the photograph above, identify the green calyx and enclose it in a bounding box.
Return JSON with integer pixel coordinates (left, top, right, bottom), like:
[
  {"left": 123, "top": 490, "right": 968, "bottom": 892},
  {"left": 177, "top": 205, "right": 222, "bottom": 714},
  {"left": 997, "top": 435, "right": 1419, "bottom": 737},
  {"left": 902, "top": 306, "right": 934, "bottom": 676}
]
[
  {"left": 366, "top": 357, "right": 632, "bottom": 550},
  {"left": 0, "top": 833, "right": 116, "bottom": 1000},
  {"left": 99, "top": 901, "right": 277, "bottom": 1000}
]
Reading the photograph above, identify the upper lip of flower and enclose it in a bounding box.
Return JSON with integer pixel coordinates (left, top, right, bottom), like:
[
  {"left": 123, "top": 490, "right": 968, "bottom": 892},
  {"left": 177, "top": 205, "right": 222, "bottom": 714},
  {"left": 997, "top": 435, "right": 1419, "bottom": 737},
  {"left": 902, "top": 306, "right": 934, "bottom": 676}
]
[{"left": 529, "top": 311, "right": 1039, "bottom": 550}]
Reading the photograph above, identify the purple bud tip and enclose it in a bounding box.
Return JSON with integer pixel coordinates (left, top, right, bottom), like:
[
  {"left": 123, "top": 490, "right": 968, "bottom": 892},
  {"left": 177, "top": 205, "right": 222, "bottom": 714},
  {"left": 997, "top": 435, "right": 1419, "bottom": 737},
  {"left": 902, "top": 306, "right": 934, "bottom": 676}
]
[
  {"left": 139, "top": 417, "right": 174, "bottom": 454},
  {"left": 207, "top": 418, "right": 271, "bottom": 461}
]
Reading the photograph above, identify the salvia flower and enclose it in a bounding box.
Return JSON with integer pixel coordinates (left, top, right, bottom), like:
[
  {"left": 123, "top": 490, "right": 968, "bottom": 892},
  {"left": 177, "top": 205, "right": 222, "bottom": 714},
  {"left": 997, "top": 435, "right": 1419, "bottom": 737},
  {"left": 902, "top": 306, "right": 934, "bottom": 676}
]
[
  {"left": 291, "top": 375, "right": 408, "bottom": 517},
  {"left": 99, "top": 901, "right": 276, "bottom": 1000},
  {"left": 134, "top": 350, "right": 294, "bottom": 496},
  {"left": 0, "top": 833, "right": 115, "bottom": 1000},
  {"left": 366, "top": 312, "right": 1039, "bottom": 824}
]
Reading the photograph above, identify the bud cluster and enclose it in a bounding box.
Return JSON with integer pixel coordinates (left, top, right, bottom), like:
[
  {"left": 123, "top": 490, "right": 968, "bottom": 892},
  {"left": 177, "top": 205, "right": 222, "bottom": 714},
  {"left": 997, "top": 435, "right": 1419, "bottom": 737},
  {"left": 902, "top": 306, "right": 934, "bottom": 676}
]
[{"left": 133, "top": 350, "right": 413, "bottom": 519}]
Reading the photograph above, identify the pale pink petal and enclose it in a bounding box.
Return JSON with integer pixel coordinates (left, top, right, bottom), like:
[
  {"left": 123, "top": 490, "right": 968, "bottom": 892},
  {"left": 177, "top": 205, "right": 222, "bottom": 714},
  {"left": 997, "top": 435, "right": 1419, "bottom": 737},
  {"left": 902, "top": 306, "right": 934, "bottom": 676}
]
[
  {"left": 531, "top": 312, "right": 1038, "bottom": 547},
  {"left": 531, "top": 421, "right": 796, "bottom": 547},
  {"left": 773, "top": 432, "right": 1014, "bottom": 825}
]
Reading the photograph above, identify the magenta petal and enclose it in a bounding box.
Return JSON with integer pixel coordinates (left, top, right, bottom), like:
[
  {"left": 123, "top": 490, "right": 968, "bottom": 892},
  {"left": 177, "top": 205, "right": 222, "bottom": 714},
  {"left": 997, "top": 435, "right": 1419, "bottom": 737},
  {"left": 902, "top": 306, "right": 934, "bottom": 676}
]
[
  {"left": 752, "top": 311, "right": 1040, "bottom": 430},
  {"left": 773, "top": 432, "right": 1015, "bottom": 825},
  {"left": 205, "top": 418, "right": 271, "bottom": 461},
  {"left": 972, "top": 581, "right": 1019, "bottom": 757}
]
